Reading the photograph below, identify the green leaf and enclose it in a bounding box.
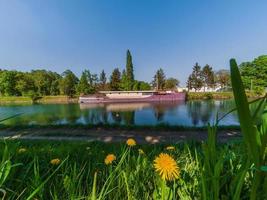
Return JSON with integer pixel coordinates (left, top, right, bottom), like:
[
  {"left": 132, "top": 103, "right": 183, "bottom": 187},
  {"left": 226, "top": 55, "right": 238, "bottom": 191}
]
[{"left": 230, "top": 58, "right": 260, "bottom": 166}]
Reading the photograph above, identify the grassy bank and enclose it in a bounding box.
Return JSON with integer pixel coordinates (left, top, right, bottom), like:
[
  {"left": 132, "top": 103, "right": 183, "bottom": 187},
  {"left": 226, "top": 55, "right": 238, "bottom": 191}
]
[
  {"left": 187, "top": 92, "right": 233, "bottom": 100},
  {"left": 0, "top": 96, "right": 78, "bottom": 104},
  {"left": 187, "top": 91, "right": 261, "bottom": 100},
  {"left": 0, "top": 138, "right": 259, "bottom": 199}
]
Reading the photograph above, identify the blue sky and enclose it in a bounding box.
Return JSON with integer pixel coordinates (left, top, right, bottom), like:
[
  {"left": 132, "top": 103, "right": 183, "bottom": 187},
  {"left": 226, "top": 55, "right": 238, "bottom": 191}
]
[{"left": 0, "top": 0, "right": 266, "bottom": 85}]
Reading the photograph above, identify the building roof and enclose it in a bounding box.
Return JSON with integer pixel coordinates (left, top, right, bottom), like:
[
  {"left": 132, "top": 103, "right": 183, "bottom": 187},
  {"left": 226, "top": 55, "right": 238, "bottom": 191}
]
[{"left": 98, "top": 90, "right": 155, "bottom": 94}]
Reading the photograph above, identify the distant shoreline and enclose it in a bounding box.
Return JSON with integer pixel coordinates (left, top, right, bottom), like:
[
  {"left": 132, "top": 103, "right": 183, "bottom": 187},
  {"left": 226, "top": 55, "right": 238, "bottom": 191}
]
[{"left": 0, "top": 92, "right": 260, "bottom": 104}]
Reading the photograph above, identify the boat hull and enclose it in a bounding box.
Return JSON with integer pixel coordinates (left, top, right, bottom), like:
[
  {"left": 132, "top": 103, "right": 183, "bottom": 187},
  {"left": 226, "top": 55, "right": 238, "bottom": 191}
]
[{"left": 79, "top": 93, "right": 186, "bottom": 103}]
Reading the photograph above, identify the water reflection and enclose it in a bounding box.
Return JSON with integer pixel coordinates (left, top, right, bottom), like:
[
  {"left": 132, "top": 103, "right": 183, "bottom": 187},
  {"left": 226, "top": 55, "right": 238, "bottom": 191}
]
[{"left": 0, "top": 100, "right": 240, "bottom": 126}]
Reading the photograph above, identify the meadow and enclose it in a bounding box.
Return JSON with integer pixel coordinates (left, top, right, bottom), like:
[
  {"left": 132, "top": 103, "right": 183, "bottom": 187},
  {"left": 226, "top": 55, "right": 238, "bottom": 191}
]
[{"left": 0, "top": 59, "right": 266, "bottom": 200}]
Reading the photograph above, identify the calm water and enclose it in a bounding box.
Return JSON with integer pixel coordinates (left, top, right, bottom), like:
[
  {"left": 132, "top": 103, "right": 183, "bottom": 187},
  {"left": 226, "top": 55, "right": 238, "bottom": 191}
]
[{"left": 0, "top": 100, "right": 239, "bottom": 126}]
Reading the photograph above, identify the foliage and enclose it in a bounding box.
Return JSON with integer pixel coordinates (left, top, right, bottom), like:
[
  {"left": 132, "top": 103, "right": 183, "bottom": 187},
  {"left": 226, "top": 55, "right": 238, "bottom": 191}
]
[
  {"left": 215, "top": 69, "right": 231, "bottom": 89},
  {"left": 125, "top": 50, "right": 135, "bottom": 90},
  {"left": 230, "top": 58, "right": 267, "bottom": 200},
  {"left": 99, "top": 70, "right": 107, "bottom": 90},
  {"left": 239, "top": 55, "right": 267, "bottom": 94},
  {"left": 187, "top": 63, "right": 204, "bottom": 91},
  {"left": 164, "top": 78, "right": 179, "bottom": 90},
  {"left": 152, "top": 68, "right": 166, "bottom": 90},
  {"left": 77, "top": 71, "right": 91, "bottom": 95},
  {"left": 59, "top": 70, "right": 79, "bottom": 97},
  {"left": 109, "top": 68, "right": 121, "bottom": 91},
  {"left": 202, "top": 64, "right": 215, "bottom": 89}
]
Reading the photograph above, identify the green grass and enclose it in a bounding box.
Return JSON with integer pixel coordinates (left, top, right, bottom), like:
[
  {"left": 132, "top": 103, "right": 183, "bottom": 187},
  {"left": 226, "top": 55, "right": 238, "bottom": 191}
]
[
  {"left": 0, "top": 96, "right": 78, "bottom": 104},
  {"left": 0, "top": 139, "right": 254, "bottom": 199},
  {"left": 187, "top": 92, "right": 233, "bottom": 100}
]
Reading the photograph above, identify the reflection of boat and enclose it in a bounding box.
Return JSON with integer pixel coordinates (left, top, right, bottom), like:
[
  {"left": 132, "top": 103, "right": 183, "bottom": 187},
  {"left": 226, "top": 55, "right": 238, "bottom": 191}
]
[
  {"left": 79, "top": 91, "right": 186, "bottom": 104},
  {"left": 106, "top": 103, "right": 151, "bottom": 111},
  {"left": 79, "top": 103, "right": 105, "bottom": 110}
]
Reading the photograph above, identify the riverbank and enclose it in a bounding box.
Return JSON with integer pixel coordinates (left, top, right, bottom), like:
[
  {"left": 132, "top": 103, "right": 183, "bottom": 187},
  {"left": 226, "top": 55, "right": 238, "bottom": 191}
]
[
  {"left": 186, "top": 91, "right": 260, "bottom": 100},
  {"left": 0, "top": 125, "right": 241, "bottom": 143},
  {"left": 0, "top": 95, "right": 78, "bottom": 104}
]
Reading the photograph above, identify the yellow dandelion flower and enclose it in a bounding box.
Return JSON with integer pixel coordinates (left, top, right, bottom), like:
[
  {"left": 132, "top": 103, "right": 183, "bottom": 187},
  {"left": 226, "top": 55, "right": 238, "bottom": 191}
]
[
  {"left": 126, "top": 138, "right": 136, "bottom": 147},
  {"left": 166, "top": 146, "right": 175, "bottom": 151},
  {"left": 50, "top": 158, "right": 61, "bottom": 165},
  {"left": 153, "top": 153, "right": 180, "bottom": 181},
  {"left": 104, "top": 154, "right": 116, "bottom": 165},
  {"left": 138, "top": 149, "right": 145, "bottom": 154},
  {"left": 18, "top": 148, "right": 27, "bottom": 153}
]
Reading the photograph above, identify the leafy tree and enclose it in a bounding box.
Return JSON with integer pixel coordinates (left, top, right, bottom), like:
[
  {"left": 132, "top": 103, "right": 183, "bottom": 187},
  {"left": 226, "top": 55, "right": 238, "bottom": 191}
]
[
  {"left": 0, "top": 70, "right": 19, "bottom": 96},
  {"left": 109, "top": 68, "right": 121, "bottom": 91},
  {"left": 120, "top": 69, "right": 128, "bottom": 90},
  {"left": 215, "top": 69, "right": 230, "bottom": 89},
  {"left": 165, "top": 78, "right": 179, "bottom": 90},
  {"left": 15, "top": 72, "right": 36, "bottom": 96},
  {"left": 77, "top": 71, "right": 90, "bottom": 95},
  {"left": 187, "top": 75, "right": 193, "bottom": 91},
  {"left": 139, "top": 81, "right": 151, "bottom": 90},
  {"left": 202, "top": 64, "right": 215, "bottom": 90},
  {"left": 133, "top": 81, "right": 151, "bottom": 90},
  {"left": 152, "top": 68, "right": 166, "bottom": 90},
  {"left": 240, "top": 55, "right": 267, "bottom": 93},
  {"left": 125, "top": 50, "right": 135, "bottom": 90},
  {"left": 187, "top": 63, "right": 203, "bottom": 91},
  {"left": 59, "top": 70, "right": 79, "bottom": 97},
  {"left": 99, "top": 70, "right": 107, "bottom": 90}
]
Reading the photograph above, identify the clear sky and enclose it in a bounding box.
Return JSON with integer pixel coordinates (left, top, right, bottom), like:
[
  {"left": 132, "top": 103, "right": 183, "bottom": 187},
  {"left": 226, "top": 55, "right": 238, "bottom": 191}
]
[{"left": 0, "top": 0, "right": 266, "bottom": 85}]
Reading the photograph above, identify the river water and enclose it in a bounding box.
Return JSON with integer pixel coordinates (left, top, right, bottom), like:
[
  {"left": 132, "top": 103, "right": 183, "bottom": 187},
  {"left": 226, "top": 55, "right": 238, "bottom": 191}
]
[{"left": 0, "top": 100, "right": 239, "bottom": 126}]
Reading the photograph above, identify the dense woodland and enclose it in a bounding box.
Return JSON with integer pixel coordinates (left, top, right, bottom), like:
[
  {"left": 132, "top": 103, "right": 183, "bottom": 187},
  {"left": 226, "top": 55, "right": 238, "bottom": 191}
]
[{"left": 0, "top": 52, "right": 266, "bottom": 97}]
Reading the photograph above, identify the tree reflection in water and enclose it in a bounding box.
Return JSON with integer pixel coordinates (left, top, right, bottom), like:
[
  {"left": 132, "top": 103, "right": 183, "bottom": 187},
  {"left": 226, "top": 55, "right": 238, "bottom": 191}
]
[
  {"left": 0, "top": 100, "right": 239, "bottom": 126},
  {"left": 186, "top": 100, "right": 215, "bottom": 126}
]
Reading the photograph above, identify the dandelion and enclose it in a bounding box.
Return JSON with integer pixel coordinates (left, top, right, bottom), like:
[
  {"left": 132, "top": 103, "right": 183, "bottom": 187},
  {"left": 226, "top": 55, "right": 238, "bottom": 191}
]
[
  {"left": 104, "top": 154, "right": 116, "bottom": 165},
  {"left": 138, "top": 149, "right": 145, "bottom": 154},
  {"left": 126, "top": 138, "right": 136, "bottom": 147},
  {"left": 18, "top": 148, "right": 27, "bottom": 153},
  {"left": 50, "top": 158, "right": 61, "bottom": 165},
  {"left": 166, "top": 146, "right": 175, "bottom": 151},
  {"left": 154, "top": 153, "right": 180, "bottom": 181}
]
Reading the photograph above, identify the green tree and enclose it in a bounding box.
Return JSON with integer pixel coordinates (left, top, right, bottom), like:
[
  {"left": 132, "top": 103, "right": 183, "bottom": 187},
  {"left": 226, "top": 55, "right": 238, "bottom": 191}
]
[
  {"left": 59, "top": 70, "right": 79, "bottom": 97},
  {"left": 120, "top": 69, "right": 128, "bottom": 90},
  {"left": 187, "top": 63, "right": 203, "bottom": 91},
  {"left": 31, "top": 70, "right": 60, "bottom": 96},
  {"left": 152, "top": 68, "right": 166, "bottom": 90},
  {"left": 240, "top": 55, "right": 267, "bottom": 93},
  {"left": 99, "top": 70, "right": 107, "bottom": 90},
  {"left": 109, "top": 68, "right": 121, "bottom": 91},
  {"left": 165, "top": 78, "right": 179, "bottom": 90},
  {"left": 0, "top": 70, "right": 19, "bottom": 96},
  {"left": 15, "top": 72, "right": 36, "bottom": 96},
  {"left": 77, "top": 71, "right": 90, "bottom": 95},
  {"left": 202, "top": 64, "right": 215, "bottom": 90},
  {"left": 125, "top": 50, "right": 135, "bottom": 90},
  {"left": 215, "top": 69, "right": 230, "bottom": 89},
  {"left": 132, "top": 80, "right": 151, "bottom": 90},
  {"left": 139, "top": 81, "right": 151, "bottom": 90}
]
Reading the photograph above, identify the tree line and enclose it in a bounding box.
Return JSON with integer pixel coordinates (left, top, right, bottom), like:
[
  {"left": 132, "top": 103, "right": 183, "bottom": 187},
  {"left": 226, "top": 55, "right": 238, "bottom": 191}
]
[
  {"left": 0, "top": 50, "right": 179, "bottom": 97},
  {"left": 186, "top": 63, "right": 231, "bottom": 91},
  {"left": 187, "top": 55, "right": 267, "bottom": 93}
]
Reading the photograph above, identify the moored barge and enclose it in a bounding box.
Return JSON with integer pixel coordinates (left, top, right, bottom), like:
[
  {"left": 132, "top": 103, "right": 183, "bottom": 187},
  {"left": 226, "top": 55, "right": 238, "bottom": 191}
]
[{"left": 79, "top": 90, "right": 185, "bottom": 103}]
